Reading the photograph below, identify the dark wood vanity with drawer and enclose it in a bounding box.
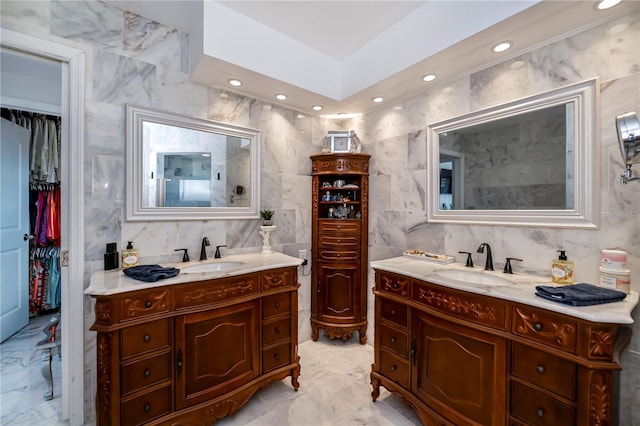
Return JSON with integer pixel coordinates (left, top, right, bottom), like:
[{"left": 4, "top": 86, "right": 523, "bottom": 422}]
[
  {"left": 89, "top": 267, "right": 300, "bottom": 425},
  {"left": 370, "top": 269, "right": 633, "bottom": 426}
]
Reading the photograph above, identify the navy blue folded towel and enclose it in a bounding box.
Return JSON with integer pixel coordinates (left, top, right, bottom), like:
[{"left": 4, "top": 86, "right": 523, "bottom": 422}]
[
  {"left": 535, "top": 283, "right": 627, "bottom": 306},
  {"left": 123, "top": 264, "right": 180, "bottom": 282}
]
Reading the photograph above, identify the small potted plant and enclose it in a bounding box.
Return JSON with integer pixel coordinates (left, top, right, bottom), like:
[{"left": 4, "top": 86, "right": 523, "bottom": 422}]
[{"left": 260, "top": 209, "right": 275, "bottom": 226}]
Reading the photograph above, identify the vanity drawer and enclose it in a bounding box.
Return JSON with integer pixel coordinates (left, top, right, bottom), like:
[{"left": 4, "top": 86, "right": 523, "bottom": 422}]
[
  {"left": 319, "top": 220, "right": 360, "bottom": 234},
  {"left": 262, "top": 292, "right": 292, "bottom": 319},
  {"left": 413, "top": 281, "right": 508, "bottom": 331},
  {"left": 262, "top": 342, "right": 291, "bottom": 373},
  {"left": 512, "top": 306, "right": 577, "bottom": 354},
  {"left": 319, "top": 235, "right": 360, "bottom": 248},
  {"left": 318, "top": 248, "right": 360, "bottom": 261},
  {"left": 379, "top": 348, "right": 410, "bottom": 388},
  {"left": 121, "top": 352, "right": 171, "bottom": 396},
  {"left": 261, "top": 268, "right": 295, "bottom": 291},
  {"left": 262, "top": 317, "right": 291, "bottom": 346},
  {"left": 121, "top": 384, "right": 171, "bottom": 426},
  {"left": 377, "top": 272, "right": 410, "bottom": 298},
  {"left": 121, "top": 319, "right": 170, "bottom": 360},
  {"left": 379, "top": 298, "right": 408, "bottom": 328},
  {"left": 379, "top": 323, "right": 409, "bottom": 358},
  {"left": 510, "top": 382, "right": 575, "bottom": 426},
  {"left": 175, "top": 275, "right": 258, "bottom": 309},
  {"left": 119, "top": 290, "right": 169, "bottom": 322},
  {"left": 512, "top": 342, "right": 575, "bottom": 400}
]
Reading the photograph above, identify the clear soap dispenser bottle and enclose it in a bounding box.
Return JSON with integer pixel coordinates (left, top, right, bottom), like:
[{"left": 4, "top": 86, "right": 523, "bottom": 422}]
[
  {"left": 121, "top": 241, "right": 139, "bottom": 269},
  {"left": 552, "top": 250, "right": 574, "bottom": 284}
]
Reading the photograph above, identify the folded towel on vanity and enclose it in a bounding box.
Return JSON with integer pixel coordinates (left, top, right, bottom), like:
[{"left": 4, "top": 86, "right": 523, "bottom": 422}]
[
  {"left": 535, "top": 283, "right": 627, "bottom": 306},
  {"left": 123, "top": 264, "right": 180, "bottom": 282}
]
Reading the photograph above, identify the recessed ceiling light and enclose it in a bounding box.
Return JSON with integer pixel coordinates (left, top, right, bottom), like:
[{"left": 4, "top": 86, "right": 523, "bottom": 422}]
[
  {"left": 312, "top": 105, "right": 323, "bottom": 111},
  {"left": 275, "top": 93, "right": 287, "bottom": 101},
  {"left": 510, "top": 60, "right": 525, "bottom": 69},
  {"left": 492, "top": 41, "right": 512, "bottom": 53},
  {"left": 296, "top": 114, "right": 305, "bottom": 119},
  {"left": 337, "top": 112, "right": 348, "bottom": 116},
  {"left": 228, "top": 78, "right": 242, "bottom": 87},
  {"left": 596, "top": 0, "right": 621, "bottom": 10},
  {"left": 422, "top": 74, "right": 437, "bottom": 82},
  {"left": 372, "top": 97, "right": 384, "bottom": 103}
]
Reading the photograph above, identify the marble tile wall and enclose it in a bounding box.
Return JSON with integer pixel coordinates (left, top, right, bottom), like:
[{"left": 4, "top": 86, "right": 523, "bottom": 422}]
[{"left": 2, "top": 1, "right": 639, "bottom": 424}]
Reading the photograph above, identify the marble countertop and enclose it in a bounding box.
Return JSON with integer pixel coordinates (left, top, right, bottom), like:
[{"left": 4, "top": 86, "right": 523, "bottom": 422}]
[
  {"left": 370, "top": 256, "right": 638, "bottom": 325},
  {"left": 85, "top": 251, "right": 303, "bottom": 296}
]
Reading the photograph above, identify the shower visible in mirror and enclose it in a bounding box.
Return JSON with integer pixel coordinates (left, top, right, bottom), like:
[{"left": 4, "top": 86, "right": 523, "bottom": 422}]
[{"left": 616, "top": 112, "right": 640, "bottom": 184}]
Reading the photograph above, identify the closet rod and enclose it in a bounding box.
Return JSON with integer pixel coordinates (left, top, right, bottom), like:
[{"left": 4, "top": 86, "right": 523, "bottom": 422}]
[{"left": 0, "top": 104, "right": 61, "bottom": 118}]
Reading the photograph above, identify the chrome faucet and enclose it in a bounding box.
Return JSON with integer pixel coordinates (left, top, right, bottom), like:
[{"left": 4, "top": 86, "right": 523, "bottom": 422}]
[
  {"left": 200, "top": 237, "right": 210, "bottom": 261},
  {"left": 477, "top": 243, "right": 494, "bottom": 271}
]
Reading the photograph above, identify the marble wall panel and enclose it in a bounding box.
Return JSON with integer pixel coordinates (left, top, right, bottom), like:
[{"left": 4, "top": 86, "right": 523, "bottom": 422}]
[
  {"left": 1, "top": 1, "right": 51, "bottom": 34},
  {"left": 51, "top": 0, "right": 121, "bottom": 50},
  {"left": 123, "top": 11, "right": 181, "bottom": 72},
  {"left": 92, "top": 50, "right": 155, "bottom": 105}
]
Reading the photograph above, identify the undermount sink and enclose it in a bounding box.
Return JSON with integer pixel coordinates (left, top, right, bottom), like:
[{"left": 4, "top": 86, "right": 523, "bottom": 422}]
[
  {"left": 181, "top": 261, "right": 244, "bottom": 273},
  {"left": 433, "top": 269, "right": 514, "bottom": 286}
]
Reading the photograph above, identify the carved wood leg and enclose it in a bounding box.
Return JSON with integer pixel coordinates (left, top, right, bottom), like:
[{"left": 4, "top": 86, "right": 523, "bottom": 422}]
[
  {"left": 291, "top": 355, "right": 301, "bottom": 391},
  {"left": 359, "top": 324, "right": 367, "bottom": 344},
  {"left": 370, "top": 369, "right": 381, "bottom": 401},
  {"left": 311, "top": 323, "right": 319, "bottom": 341},
  {"left": 40, "top": 347, "right": 54, "bottom": 401}
]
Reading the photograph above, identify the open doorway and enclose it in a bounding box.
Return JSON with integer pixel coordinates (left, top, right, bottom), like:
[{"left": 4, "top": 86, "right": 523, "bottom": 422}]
[{"left": 1, "top": 29, "right": 85, "bottom": 425}]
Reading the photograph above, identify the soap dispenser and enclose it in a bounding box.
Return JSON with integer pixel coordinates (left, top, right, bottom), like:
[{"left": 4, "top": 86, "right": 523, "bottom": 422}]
[
  {"left": 552, "top": 250, "right": 574, "bottom": 284},
  {"left": 121, "top": 241, "right": 139, "bottom": 269}
]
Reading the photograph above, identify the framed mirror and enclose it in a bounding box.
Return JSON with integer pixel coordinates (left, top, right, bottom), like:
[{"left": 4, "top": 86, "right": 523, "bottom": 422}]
[
  {"left": 427, "top": 78, "right": 598, "bottom": 228},
  {"left": 126, "top": 104, "right": 261, "bottom": 221}
]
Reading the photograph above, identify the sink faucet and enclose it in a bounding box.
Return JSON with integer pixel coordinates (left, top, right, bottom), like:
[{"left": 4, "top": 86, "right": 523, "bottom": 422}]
[
  {"left": 215, "top": 245, "right": 226, "bottom": 259},
  {"left": 477, "top": 243, "right": 494, "bottom": 271},
  {"left": 200, "top": 237, "right": 210, "bottom": 261}
]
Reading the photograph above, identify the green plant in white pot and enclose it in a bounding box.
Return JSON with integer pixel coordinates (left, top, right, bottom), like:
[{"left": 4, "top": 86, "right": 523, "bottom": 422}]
[{"left": 260, "top": 209, "right": 275, "bottom": 226}]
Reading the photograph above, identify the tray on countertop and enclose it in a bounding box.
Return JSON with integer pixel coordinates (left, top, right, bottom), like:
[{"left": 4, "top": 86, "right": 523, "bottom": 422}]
[{"left": 402, "top": 251, "right": 455, "bottom": 264}]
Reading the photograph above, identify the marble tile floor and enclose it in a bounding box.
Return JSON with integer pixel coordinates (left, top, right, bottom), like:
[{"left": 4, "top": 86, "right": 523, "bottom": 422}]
[
  {"left": 1, "top": 313, "right": 65, "bottom": 426},
  {"left": 1, "top": 329, "right": 421, "bottom": 426}
]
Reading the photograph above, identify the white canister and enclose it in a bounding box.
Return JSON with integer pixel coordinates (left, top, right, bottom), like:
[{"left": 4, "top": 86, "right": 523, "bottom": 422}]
[
  {"left": 599, "top": 266, "right": 631, "bottom": 294},
  {"left": 600, "top": 249, "right": 627, "bottom": 269}
]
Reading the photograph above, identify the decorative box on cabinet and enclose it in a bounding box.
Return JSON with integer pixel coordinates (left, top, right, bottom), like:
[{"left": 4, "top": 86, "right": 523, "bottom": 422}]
[
  {"left": 310, "top": 153, "right": 370, "bottom": 344},
  {"left": 89, "top": 267, "right": 300, "bottom": 426},
  {"left": 370, "top": 269, "right": 633, "bottom": 426}
]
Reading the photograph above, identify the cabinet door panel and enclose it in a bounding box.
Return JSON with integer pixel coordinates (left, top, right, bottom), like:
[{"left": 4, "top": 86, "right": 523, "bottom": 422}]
[
  {"left": 175, "top": 300, "right": 259, "bottom": 409},
  {"left": 317, "top": 261, "right": 359, "bottom": 323},
  {"left": 413, "top": 312, "right": 507, "bottom": 426}
]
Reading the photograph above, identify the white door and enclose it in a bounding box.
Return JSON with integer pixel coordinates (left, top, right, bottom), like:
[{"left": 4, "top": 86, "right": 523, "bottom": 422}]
[{"left": 1, "top": 117, "right": 31, "bottom": 342}]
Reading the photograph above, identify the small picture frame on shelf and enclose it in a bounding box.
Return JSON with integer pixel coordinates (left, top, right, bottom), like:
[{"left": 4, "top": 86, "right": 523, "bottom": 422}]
[{"left": 328, "top": 130, "right": 360, "bottom": 153}]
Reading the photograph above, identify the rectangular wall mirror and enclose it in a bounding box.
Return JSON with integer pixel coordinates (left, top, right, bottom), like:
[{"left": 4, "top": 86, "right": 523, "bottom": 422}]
[
  {"left": 126, "top": 104, "right": 261, "bottom": 221},
  {"left": 427, "top": 78, "right": 598, "bottom": 228}
]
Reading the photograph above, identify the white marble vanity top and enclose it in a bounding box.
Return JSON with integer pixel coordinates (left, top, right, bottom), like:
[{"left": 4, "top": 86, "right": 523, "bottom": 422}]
[
  {"left": 371, "top": 256, "right": 638, "bottom": 325},
  {"left": 85, "top": 252, "right": 303, "bottom": 296}
]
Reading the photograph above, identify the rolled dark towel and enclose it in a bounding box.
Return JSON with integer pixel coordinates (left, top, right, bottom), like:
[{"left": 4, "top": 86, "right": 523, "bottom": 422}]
[
  {"left": 535, "top": 283, "right": 627, "bottom": 306},
  {"left": 123, "top": 264, "right": 180, "bottom": 282}
]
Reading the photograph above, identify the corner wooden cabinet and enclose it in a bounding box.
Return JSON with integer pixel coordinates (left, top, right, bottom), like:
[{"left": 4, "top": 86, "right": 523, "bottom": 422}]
[
  {"left": 310, "top": 153, "right": 370, "bottom": 344},
  {"left": 90, "top": 267, "right": 300, "bottom": 425},
  {"left": 370, "top": 269, "right": 632, "bottom": 426}
]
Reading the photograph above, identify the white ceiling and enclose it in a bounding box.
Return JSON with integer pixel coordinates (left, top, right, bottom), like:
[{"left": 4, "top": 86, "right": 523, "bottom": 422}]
[{"left": 106, "top": 1, "right": 638, "bottom": 117}]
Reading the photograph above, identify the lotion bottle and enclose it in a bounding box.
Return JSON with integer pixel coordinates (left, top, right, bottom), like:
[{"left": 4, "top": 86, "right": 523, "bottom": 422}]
[
  {"left": 121, "top": 241, "right": 139, "bottom": 269},
  {"left": 551, "top": 250, "right": 574, "bottom": 284}
]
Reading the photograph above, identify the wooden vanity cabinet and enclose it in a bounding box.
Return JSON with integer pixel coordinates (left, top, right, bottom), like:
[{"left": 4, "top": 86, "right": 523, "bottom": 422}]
[
  {"left": 310, "top": 153, "right": 370, "bottom": 343},
  {"left": 90, "top": 267, "right": 300, "bottom": 426},
  {"left": 370, "top": 270, "right": 631, "bottom": 426}
]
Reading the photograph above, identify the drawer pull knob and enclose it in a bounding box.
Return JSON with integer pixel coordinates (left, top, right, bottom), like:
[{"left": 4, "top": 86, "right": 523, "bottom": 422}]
[
  {"left": 275, "top": 302, "right": 280, "bottom": 308},
  {"left": 274, "top": 353, "right": 280, "bottom": 360},
  {"left": 272, "top": 278, "right": 278, "bottom": 283},
  {"left": 534, "top": 323, "right": 542, "bottom": 332},
  {"left": 145, "top": 301, "right": 152, "bottom": 308},
  {"left": 337, "top": 239, "right": 341, "bottom": 243},
  {"left": 337, "top": 225, "right": 341, "bottom": 229},
  {"left": 390, "top": 365, "right": 397, "bottom": 372},
  {"left": 392, "top": 282, "right": 399, "bottom": 289},
  {"left": 536, "top": 365, "right": 545, "bottom": 374},
  {"left": 536, "top": 408, "right": 544, "bottom": 417},
  {"left": 143, "top": 335, "right": 151, "bottom": 343},
  {"left": 337, "top": 253, "right": 341, "bottom": 257},
  {"left": 275, "top": 327, "right": 281, "bottom": 334},
  {"left": 391, "top": 309, "right": 396, "bottom": 316},
  {"left": 390, "top": 337, "right": 396, "bottom": 344},
  {"left": 144, "top": 403, "right": 151, "bottom": 413},
  {"left": 144, "top": 369, "right": 151, "bottom": 377}
]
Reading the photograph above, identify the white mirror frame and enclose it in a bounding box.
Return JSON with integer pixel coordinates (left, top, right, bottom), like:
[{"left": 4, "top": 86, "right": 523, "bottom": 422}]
[
  {"left": 126, "top": 104, "right": 261, "bottom": 221},
  {"left": 427, "top": 78, "right": 599, "bottom": 228}
]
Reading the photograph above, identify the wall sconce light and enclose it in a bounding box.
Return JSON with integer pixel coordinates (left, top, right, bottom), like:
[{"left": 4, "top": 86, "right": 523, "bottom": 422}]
[{"left": 616, "top": 112, "right": 640, "bottom": 183}]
